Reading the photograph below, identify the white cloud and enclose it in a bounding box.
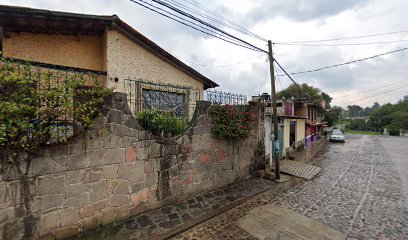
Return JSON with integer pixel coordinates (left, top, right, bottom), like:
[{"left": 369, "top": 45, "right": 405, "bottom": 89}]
[{"left": 1, "top": 0, "right": 407, "bottom": 107}]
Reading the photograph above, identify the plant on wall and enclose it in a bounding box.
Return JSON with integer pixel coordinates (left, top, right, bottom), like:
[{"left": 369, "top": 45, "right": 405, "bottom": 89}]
[
  {"left": 137, "top": 109, "right": 187, "bottom": 137},
  {"left": 0, "top": 57, "right": 112, "bottom": 164},
  {"left": 210, "top": 104, "right": 254, "bottom": 139}
]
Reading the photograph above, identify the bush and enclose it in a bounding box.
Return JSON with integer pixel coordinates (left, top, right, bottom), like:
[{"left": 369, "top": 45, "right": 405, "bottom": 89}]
[
  {"left": 389, "top": 128, "right": 400, "bottom": 136},
  {"left": 0, "top": 58, "right": 111, "bottom": 162},
  {"left": 210, "top": 105, "right": 254, "bottom": 139},
  {"left": 137, "top": 109, "right": 187, "bottom": 137}
]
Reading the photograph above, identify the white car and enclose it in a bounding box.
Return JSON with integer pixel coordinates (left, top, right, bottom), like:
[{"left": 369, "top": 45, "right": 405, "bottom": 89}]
[{"left": 330, "top": 131, "right": 345, "bottom": 143}]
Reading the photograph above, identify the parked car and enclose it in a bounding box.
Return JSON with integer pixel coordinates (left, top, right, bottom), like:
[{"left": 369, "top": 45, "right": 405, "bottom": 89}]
[{"left": 330, "top": 131, "right": 345, "bottom": 143}]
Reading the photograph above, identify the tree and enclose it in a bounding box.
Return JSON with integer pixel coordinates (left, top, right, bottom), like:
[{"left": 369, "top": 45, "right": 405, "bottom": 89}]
[
  {"left": 372, "top": 102, "right": 380, "bottom": 110},
  {"left": 347, "top": 105, "right": 364, "bottom": 117},
  {"left": 369, "top": 98, "right": 408, "bottom": 131},
  {"left": 276, "top": 83, "right": 331, "bottom": 107},
  {"left": 324, "top": 106, "right": 343, "bottom": 127},
  {"left": 321, "top": 92, "right": 333, "bottom": 108}
]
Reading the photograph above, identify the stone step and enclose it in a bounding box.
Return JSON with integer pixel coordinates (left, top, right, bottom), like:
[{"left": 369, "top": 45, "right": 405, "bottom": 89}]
[{"left": 279, "top": 160, "right": 321, "bottom": 179}]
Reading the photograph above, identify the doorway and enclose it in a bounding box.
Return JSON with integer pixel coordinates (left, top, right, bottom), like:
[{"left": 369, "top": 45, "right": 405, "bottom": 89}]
[{"left": 290, "top": 121, "right": 296, "bottom": 148}]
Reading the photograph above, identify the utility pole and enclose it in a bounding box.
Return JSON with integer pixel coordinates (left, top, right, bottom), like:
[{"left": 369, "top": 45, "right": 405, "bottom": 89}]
[{"left": 268, "top": 40, "right": 280, "bottom": 181}]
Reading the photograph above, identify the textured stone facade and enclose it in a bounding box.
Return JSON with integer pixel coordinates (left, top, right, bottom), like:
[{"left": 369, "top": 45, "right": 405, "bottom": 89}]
[
  {"left": 105, "top": 29, "right": 205, "bottom": 93},
  {"left": 0, "top": 93, "right": 263, "bottom": 240}
]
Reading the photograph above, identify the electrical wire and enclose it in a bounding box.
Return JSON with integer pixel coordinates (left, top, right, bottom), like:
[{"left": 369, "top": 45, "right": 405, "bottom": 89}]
[
  {"left": 274, "top": 64, "right": 284, "bottom": 90},
  {"left": 343, "top": 88, "right": 408, "bottom": 106},
  {"left": 273, "top": 58, "right": 302, "bottom": 89},
  {"left": 274, "top": 39, "right": 408, "bottom": 47},
  {"left": 162, "top": 0, "right": 266, "bottom": 41},
  {"left": 147, "top": 0, "right": 267, "bottom": 52},
  {"left": 342, "top": 83, "right": 408, "bottom": 105},
  {"left": 131, "top": 0, "right": 256, "bottom": 50},
  {"left": 374, "top": 90, "right": 407, "bottom": 102},
  {"left": 275, "top": 29, "right": 408, "bottom": 44},
  {"left": 333, "top": 78, "right": 408, "bottom": 98},
  {"left": 184, "top": 0, "right": 266, "bottom": 41},
  {"left": 276, "top": 47, "right": 408, "bottom": 77},
  {"left": 130, "top": 0, "right": 265, "bottom": 52},
  {"left": 173, "top": 52, "right": 265, "bottom": 68}
]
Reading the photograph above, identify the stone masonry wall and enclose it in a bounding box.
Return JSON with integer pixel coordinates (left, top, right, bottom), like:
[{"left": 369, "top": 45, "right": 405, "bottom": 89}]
[{"left": 0, "top": 93, "right": 264, "bottom": 240}]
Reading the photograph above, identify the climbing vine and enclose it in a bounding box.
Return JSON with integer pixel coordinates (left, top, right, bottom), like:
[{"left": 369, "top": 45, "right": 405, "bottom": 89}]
[
  {"left": 210, "top": 104, "right": 254, "bottom": 139},
  {"left": 0, "top": 57, "right": 112, "bottom": 163}
]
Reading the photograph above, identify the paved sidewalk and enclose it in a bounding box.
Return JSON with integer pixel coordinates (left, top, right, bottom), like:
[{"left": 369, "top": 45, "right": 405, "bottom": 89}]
[
  {"left": 71, "top": 178, "right": 274, "bottom": 240},
  {"left": 237, "top": 205, "right": 345, "bottom": 240}
]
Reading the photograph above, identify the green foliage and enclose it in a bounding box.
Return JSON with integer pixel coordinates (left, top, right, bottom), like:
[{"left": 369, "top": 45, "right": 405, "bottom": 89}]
[
  {"left": 388, "top": 128, "right": 400, "bottom": 136},
  {"left": 137, "top": 109, "right": 187, "bottom": 136},
  {"left": 347, "top": 102, "right": 381, "bottom": 118},
  {"left": 211, "top": 105, "right": 254, "bottom": 139},
  {"left": 276, "top": 83, "right": 331, "bottom": 107},
  {"left": 0, "top": 58, "right": 111, "bottom": 160},
  {"left": 324, "top": 106, "right": 343, "bottom": 127},
  {"left": 370, "top": 98, "right": 408, "bottom": 130},
  {"left": 347, "top": 119, "right": 368, "bottom": 130},
  {"left": 345, "top": 97, "right": 408, "bottom": 134},
  {"left": 321, "top": 92, "right": 332, "bottom": 108},
  {"left": 343, "top": 129, "right": 381, "bottom": 135}
]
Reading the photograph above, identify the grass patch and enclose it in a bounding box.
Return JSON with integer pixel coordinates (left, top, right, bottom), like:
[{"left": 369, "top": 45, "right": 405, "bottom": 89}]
[{"left": 344, "top": 129, "right": 381, "bottom": 135}]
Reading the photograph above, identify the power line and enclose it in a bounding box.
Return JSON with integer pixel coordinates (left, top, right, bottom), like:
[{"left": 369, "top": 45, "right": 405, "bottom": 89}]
[
  {"left": 277, "top": 47, "right": 408, "bottom": 77},
  {"left": 146, "top": 0, "right": 267, "bottom": 52},
  {"left": 274, "top": 39, "right": 408, "bottom": 47},
  {"left": 343, "top": 83, "right": 408, "bottom": 105},
  {"left": 130, "top": 0, "right": 265, "bottom": 52},
  {"left": 333, "top": 78, "right": 408, "bottom": 99},
  {"left": 275, "top": 29, "right": 408, "bottom": 44},
  {"left": 378, "top": 89, "right": 408, "bottom": 102},
  {"left": 273, "top": 58, "right": 302, "bottom": 90},
  {"left": 345, "top": 88, "right": 408, "bottom": 106},
  {"left": 374, "top": 90, "right": 408, "bottom": 102},
  {"left": 275, "top": 65, "right": 284, "bottom": 90},
  {"left": 162, "top": 0, "right": 266, "bottom": 41},
  {"left": 184, "top": 0, "right": 266, "bottom": 41},
  {"left": 131, "top": 0, "right": 257, "bottom": 50},
  {"left": 173, "top": 52, "right": 265, "bottom": 68}
]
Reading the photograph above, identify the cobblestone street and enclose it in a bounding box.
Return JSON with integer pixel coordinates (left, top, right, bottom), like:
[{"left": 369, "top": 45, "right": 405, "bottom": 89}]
[{"left": 175, "top": 135, "right": 408, "bottom": 239}]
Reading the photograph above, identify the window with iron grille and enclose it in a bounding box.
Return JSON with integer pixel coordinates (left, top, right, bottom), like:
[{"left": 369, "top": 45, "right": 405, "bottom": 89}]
[{"left": 142, "top": 89, "right": 186, "bottom": 116}]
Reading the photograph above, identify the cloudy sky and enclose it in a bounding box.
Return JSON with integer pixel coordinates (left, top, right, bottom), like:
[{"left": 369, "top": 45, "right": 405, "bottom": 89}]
[{"left": 1, "top": 0, "right": 407, "bottom": 108}]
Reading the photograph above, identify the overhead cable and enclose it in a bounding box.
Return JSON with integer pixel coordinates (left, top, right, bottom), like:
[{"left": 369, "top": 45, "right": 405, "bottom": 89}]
[
  {"left": 343, "top": 84, "right": 408, "bottom": 105},
  {"left": 184, "top": 0, "right": 267, "bottom": 41},
  {"left": 273, "top": 58, "right": 302, "bottom": 90},
  {"left": 132, "top": 0, "right": 256, "bottom": 50},
  {"left": 333, "top": 78, "right": 408, "bottom": 98},
  {"left": 147, "top": 0, "right": 267, "bottom": 52},
  {"left": 172, "top": 52, "right": 265, "bottom": 68},
  {"left": 162, "top": 0, "right": 266, "bottom": 41},
  {"left": 343, "top": 88, "right": 408, "bottom": 105},
  {"left": 277, "top": 47, "right": 408, "bottom": 77},
  {"left": 274, "top": 39, "right": 408, "bottom": 47},
  {"left": 130, "top": 0, "right": 265, "bottom": 52},
  {"left": 275, "top": 29, "right": 408, "bottom": 44}
]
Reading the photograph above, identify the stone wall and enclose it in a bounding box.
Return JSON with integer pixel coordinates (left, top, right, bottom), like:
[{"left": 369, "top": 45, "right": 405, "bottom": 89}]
[{"left": 0, "top": 93, "right": 264, "bottom": 240}]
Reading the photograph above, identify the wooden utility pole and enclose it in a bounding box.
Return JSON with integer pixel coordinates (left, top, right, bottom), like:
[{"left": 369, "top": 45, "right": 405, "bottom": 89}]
[{"left": 268, "top": 40, "right": 280, "bottom": 180}]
